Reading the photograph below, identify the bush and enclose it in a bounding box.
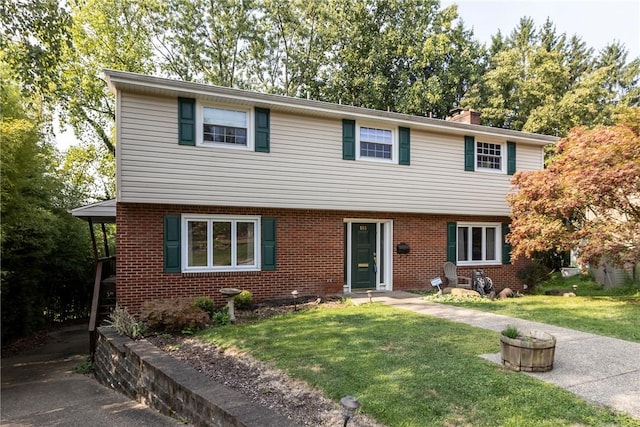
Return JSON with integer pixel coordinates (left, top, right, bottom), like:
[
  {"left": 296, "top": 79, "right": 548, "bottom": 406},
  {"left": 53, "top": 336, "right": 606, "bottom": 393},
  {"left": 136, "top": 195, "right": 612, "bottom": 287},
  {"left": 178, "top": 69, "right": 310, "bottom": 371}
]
[
  {"left": 517, "top": 262, "right": 551, "bottom": 292},
  {"left": 211, "top": 306, "right": 231, "bottom": 326},
  {"left": 193, "top": 296, "right": 215, "bottom": 317},
  {"left": 234, "top": 290, "right": 253, "bottom": 309},
  {"left": 108, "top": 305, "right": 147, "bottom": 339},
  {"left": 141, "top": 298, "right": 209, "bottom": 333}
]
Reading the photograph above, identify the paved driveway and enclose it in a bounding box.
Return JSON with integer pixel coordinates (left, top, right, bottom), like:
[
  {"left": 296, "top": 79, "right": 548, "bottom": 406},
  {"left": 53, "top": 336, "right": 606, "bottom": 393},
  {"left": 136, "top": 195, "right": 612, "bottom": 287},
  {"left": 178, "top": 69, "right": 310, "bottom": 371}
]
[{"left": 1, "top": 323, "right": 186, "bottom": 427}]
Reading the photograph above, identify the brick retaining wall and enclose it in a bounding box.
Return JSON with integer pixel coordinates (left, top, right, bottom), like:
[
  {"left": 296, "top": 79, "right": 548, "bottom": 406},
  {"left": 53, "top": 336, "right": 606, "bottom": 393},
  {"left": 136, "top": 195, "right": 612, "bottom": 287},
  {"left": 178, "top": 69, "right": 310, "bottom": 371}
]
[{"left": 94, "top": 326, "right": 298, "bottom": 427}]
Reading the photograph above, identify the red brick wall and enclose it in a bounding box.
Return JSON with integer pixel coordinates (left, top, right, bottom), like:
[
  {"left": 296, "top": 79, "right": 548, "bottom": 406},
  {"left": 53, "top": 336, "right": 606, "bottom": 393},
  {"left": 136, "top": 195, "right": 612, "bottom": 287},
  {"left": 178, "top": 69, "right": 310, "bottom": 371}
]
[{"left": 116, "top": 202, "right": 528, "bottom": 314}]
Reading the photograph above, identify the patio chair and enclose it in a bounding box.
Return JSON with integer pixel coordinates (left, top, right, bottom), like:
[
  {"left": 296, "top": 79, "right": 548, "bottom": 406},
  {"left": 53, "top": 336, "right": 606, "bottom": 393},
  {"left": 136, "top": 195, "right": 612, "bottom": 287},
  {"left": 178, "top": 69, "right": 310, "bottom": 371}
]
[{"left": 443, "top": 262, "right": 472, "bottom": 289}]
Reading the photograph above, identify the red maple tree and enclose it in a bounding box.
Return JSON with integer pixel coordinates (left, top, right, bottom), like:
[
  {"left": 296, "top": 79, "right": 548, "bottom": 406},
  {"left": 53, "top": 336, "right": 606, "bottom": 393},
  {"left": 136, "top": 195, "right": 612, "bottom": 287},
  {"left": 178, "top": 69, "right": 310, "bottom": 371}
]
[{"left": 507, "top": 108, "right": 640, "bottom": 267}]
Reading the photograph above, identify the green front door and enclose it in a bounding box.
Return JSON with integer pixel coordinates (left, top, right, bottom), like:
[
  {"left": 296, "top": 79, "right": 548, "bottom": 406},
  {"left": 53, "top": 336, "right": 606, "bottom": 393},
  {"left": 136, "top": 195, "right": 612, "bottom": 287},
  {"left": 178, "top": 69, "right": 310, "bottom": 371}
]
[{"left": 351, "top": 223, "right": 376, "bottom": 289}]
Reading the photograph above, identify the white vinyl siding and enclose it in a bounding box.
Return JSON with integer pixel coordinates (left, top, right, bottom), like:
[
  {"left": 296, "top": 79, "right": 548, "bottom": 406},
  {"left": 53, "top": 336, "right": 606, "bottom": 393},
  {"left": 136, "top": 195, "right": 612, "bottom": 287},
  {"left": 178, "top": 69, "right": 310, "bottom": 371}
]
[{"left": 118, "top": 93, "right": 546, "bottom": 216}]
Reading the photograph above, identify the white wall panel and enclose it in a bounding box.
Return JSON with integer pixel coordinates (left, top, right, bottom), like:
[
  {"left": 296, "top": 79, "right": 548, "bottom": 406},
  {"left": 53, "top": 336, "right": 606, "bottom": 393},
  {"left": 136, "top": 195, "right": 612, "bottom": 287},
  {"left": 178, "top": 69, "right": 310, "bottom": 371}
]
[{"left": 118, "top": 93, "right": 546, "bottom": 216}]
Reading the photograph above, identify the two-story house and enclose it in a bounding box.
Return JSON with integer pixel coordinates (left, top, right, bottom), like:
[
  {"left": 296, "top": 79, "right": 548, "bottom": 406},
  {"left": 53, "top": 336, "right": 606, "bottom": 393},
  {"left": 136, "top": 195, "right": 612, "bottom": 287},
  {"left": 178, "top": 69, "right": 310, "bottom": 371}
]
[{"left": 105, "top": 70, "right": 557, "bottom": 313}]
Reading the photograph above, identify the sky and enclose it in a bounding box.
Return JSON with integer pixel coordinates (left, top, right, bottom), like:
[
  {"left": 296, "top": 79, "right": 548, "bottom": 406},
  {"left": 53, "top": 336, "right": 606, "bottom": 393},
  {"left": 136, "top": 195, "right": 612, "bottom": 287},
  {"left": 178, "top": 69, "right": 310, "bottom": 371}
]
[
  {"left": 55, "top": 0, "right": 640, "bottom": 150},
  {"left": 440, "top": 0, "right": 640, "bottom": 59}
]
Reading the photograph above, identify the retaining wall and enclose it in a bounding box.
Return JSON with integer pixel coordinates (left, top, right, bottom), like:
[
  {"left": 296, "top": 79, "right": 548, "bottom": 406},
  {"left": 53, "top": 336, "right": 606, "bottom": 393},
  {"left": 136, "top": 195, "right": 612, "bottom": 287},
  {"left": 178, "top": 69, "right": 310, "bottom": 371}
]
[{"left": 94, "top": 326, "right": 298, "bottom": 427}]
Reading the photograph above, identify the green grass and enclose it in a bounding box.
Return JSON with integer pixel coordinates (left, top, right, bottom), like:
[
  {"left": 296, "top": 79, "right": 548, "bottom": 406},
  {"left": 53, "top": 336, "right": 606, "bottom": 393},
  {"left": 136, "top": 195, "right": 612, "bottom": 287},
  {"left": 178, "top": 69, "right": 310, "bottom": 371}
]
[
  {"left": 424, "top": 275, "right": 640, "bottom": 343},
  {"left": 198, "top": 304, "right": 638, "bottom": 426}
]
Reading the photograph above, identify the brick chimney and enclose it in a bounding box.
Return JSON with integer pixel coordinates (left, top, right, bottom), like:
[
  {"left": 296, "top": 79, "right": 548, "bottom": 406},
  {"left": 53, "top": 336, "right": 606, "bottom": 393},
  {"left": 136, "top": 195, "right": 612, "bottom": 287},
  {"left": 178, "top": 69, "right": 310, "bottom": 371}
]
[{"left": 446, "top": 108, "right": 480, "bottom": 125}]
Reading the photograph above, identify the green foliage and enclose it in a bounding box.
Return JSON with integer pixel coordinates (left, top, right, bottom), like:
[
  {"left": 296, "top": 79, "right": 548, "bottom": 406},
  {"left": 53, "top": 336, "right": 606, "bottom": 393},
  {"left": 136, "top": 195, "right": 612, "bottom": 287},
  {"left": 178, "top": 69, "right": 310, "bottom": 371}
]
[
  {"left": 193, "top": 296, "right": 215, "bottom": 317},
  {"left": 141, "top": 298, "right": 210, "bottom": 333},
  {"left": 502, "top": 325, "right": 520, "bottom": 339},
  {"left": 74, "top": 357, "right": 95, "bottom": 374},
  {"left": 1, "top": 75, "right": 94, "bottom": 346},
  {"left": 516, "top": 262, "right": 551, "bottom": 291},
  {"left": 211, "top": 307, "right": 231, "bottom": 326},
  {"left": 462, "top": 18, "right": 638, "bottom": 136},
  {"left": 427, "top": 276, "right": 640, "bottom": 342},
  {"left": 108, "top": 305, "right": 147, "bottom": 339},
  {"left": 234, "top": 290, "right": 253, "bottom": 309},
  {"left": 339, "top": 297, "right": 354, "bottom": 306},
  {"left": 201, "top": 304, "right": 633, "bottom": 425},
  {"left": 0, "top": 0, "right": 72, "bottom": 103},
  {"left": 60, "top": 142, "right": 115, "bottom": 204}
]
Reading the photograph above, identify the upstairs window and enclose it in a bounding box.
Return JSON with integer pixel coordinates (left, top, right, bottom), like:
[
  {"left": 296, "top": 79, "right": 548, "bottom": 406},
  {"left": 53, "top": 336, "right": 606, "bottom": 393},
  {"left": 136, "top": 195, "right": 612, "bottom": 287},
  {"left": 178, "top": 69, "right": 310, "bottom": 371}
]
[
  {"left": 178, "top": 98, "right": 270, "bottom": 152},
  {"left": 358, "top": 126, "right": 395, "bottom": 161},
  {"left": 203, "top": 107, "right": 248, "bottom": 146},
  {"left": 476, "top": 142, "right": 503, "bottom": 171}
]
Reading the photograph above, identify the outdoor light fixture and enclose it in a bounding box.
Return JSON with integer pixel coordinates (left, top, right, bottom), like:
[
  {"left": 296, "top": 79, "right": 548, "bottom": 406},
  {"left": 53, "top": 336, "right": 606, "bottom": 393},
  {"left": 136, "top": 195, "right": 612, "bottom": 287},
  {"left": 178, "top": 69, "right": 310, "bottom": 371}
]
[
  {"left": 572, "top": 284, "right": 578, "bottom": 292},
  {"left": 291, "top": 290, "right": 299, "bottom": 311},
  {"left": 367, "top": 289, "right": 373, "bottom": 303},
  {"left": 340, "top": 395, "right": 360, "bottom": 427}
]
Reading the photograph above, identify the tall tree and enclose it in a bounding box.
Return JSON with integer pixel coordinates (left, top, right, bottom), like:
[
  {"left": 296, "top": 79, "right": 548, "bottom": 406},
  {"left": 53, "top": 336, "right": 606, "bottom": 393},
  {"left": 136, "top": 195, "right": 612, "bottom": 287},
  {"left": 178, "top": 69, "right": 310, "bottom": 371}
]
[
  {"left": 155, "top": 0, "right": 256, "bottom": 86},
  {"left": 58, "top": 0, "right": 160, "bottom": 156},
  {"left": 320, "top": 0, "right": 484, "bottom": 117},
  {"left": 2, "top": 0, "right": 159, "bottom": 156},
  {"left": 507, "top": 108, "right": 640, "bottom": 267},
  {"left": 0, "top": 0, "right": 72, "bottom": 105},
  {"left": 463, "top": 17, "right": 569, "bottom": 132},
  {"left": 1, "top": 75, "right": 93, "bottom": 344},
  {"left": 249, "top": 0, "right": 337, "bottom": 96},
  {"left": 463, "top": 18, "right": 639, "bottom": 135}
]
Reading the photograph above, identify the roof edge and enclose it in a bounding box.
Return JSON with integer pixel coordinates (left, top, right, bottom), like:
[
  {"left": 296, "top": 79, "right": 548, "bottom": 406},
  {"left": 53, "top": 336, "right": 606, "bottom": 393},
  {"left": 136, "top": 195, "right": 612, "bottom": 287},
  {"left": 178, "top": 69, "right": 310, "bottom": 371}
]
[{"left": 104, "top": 69, "right": 559, "bottom": 146}]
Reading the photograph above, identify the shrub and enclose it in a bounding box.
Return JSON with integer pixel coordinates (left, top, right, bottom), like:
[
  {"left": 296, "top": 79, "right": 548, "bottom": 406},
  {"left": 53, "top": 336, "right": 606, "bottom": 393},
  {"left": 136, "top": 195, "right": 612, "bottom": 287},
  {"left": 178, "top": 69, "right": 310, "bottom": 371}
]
[
  {"left": 193, "top": 296, "right": 215, "bottom": 317},
  {"left": 141, "top": 298, "right": 209, "bottom": 333},
  {"left": 211, "top": 306, "right": 231, "bottom": 326},
  {"left": 107, "top": 305, "right": 147, "bottom": 339},
  {"left": 234, "top": 290, "right": 253, "bottom": 309},
  {"left": 516, "top": 262, "right": 551, "bottom": 291}
]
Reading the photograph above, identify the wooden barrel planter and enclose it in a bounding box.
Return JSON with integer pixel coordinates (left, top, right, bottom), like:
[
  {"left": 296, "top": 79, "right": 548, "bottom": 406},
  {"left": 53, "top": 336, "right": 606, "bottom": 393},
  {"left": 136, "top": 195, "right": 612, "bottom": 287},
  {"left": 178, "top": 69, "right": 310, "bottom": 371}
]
[{"left": 500, "top": 330, "right": 556, "bottom": 372}]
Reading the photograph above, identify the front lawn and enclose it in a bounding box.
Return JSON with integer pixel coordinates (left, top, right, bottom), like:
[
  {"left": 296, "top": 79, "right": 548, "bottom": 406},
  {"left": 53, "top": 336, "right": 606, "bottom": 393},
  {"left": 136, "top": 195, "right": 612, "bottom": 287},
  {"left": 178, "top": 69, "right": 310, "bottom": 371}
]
[
  {"left": 198, "top": 304, "right": 636, "bottom": 426},
  {"left": 424, "top": 275, "right": 640, "bottom": 342}
]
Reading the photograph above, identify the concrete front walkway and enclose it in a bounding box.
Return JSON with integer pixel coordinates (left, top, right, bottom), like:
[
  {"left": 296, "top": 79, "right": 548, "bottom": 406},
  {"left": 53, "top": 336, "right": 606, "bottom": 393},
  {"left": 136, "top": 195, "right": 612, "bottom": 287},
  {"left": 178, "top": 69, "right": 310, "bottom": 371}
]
[
  {"left": 1, "top": 323, "right": 186, "bottom": 427},
  {"left": 349, "top": 291, "right": 640, "bottom": 420}
]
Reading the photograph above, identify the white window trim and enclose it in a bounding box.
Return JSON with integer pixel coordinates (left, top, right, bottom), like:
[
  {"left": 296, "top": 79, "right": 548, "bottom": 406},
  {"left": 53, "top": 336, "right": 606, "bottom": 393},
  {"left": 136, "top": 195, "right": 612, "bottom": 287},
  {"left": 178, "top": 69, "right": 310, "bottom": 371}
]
[
  {"left": 356, "top": 122, "right": 398, "bottom": 163},
  {"left": 475, "top": 140, "right": 506, "bottom": 174},
  {"left": 196, "top": 101, "right": 254, "bottom": 150},
  {"left": 181, "top": 214, "right": 261, "bottom": 273},
  {"left": 457, "top": 222, "right": 502, "bottom": 266}
]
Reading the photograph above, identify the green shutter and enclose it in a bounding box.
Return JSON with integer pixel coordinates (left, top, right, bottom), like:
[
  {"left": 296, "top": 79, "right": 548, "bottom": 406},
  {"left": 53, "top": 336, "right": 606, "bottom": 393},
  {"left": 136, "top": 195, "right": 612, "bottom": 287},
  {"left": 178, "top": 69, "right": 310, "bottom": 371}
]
[
  {"left": 255, "top": 107, "right": 270, "bottom": 152},
  {"left": 464, "top": 136, "right": 475, "bottom": 171},
  {"left": 261, "top": 217, "right": 276, "bottom": 271},
  {"left": 164, "top": 214, "right": 181, "bottom": 273},
  {"left": 342, "top": 119, "right": 356, "bottom": 160},
  {"left": 502, "top": 223, "right": 512, "bottom": 265},
  {"left": 507, "top": 141, "right": 516, "bottom": 175},
  {"left": 178, "top": 98, "right": 196, "bottom": 146},
  {"left": 447, "top": 222, "right": 457, "bottom": 263},
  {"left": 399, "top": 126, "right": 410, "bottom": 165}
]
